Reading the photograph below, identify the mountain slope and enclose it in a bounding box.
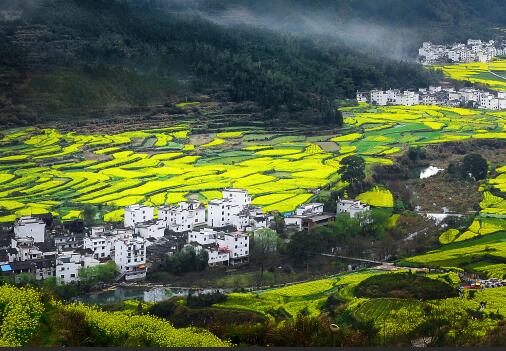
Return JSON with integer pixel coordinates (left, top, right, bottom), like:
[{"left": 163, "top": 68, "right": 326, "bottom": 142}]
[
  {"left": 151, "top": 0, "right": 506, "bottom": 59},
  {"left": 0, "top": 0, "right": 440, "bottom": 125}
]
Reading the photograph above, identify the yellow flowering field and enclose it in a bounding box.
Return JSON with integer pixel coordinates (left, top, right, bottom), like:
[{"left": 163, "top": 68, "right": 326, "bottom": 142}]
[{"left": 1, "top": 104, "right": 505, "bottom": 221}]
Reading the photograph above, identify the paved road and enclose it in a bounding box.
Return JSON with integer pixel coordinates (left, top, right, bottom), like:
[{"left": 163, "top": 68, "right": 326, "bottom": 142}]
[{"left": 487, "top": 64, "right": 506, "bottom": 81}]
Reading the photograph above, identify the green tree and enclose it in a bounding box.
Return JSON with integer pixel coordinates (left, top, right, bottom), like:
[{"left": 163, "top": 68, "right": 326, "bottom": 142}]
[
  {"left": 340, "top": 155, "right": 366, "bottom": 186},
  {"left": 252, "top": 228, "right": 278, "bottom": 274},
  {"left": 79, "top": 261, "right": 118, "bottom": 288},
  {"left": 165, "top": 246, "right": 208, "bottom": 275},
  {"left": 15, "top": 272, "right": 37, "bottom": 286},
  {"left": 82, "top": 204, "right": 98, "bottom": 226},
  {"left": 273, "top": 213, "right": 286, "bottom": 236},
  {"left": 461, "top": 153, "right": 488, "bottom": 180}
]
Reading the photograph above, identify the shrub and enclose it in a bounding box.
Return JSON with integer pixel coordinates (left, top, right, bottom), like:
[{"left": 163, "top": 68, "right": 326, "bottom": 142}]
[{"left": 354, "top": 273, "right": 458, "bottom": 300}]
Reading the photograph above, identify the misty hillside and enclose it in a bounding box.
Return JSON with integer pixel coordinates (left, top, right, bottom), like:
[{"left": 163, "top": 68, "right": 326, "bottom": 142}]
[
  {"left": 0, "top": 0, "right": 446, "bottom": 125},
  {"left": 153, "top": 0, "right": 506, "bottom": 58}
]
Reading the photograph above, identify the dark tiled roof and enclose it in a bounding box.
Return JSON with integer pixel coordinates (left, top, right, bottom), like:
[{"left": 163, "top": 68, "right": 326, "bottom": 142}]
[
  {"left": 9, "top": 261, "right": 36, "bottom": 270},
  {"left": 36, "top": 242, "right": 56, "bottom": 252}
]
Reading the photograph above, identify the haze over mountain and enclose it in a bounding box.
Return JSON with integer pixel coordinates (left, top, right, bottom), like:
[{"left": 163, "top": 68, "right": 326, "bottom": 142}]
[
  {"left": 133, "top": 0, "right": 506, "bottom": 60},
  {"left": 2, "top": 0, "right": 506, "bottom": 125}
]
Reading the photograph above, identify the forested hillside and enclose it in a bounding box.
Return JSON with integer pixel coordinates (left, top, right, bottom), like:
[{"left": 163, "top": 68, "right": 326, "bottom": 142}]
[
  {"left": 0, "top": 0, "right": 439, "bottom": 125},
  {"left": 158, "top": 0, "right": 506, "bottom": 52}
]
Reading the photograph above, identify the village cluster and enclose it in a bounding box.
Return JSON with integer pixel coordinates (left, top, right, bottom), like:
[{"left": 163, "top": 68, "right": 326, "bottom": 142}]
[
  {"left": 354, "top": 39, "right": 506, "bottom": 110},
  {"left": 0, "top": 189, "right": 370, "bottom": 284},
  {"left": 356, "top": 85, "right": 506, "bottom": 110},
  {"left": 418, "top": 39, "right": 506, "bottom": 65}
]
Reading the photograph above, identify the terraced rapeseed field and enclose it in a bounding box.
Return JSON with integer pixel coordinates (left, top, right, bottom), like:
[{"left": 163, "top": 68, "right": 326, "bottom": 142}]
[
  {"left": 436, "top": 59, "right": 506, "bottom": 90},
  {"left": 1, "top": 105, "right": 506, "bottom": 223}
]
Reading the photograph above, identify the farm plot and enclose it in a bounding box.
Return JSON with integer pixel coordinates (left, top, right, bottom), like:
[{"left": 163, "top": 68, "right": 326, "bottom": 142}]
[
  {"left": 423, "top": 163, "right": 506, "bottom": 277},
  {"left": 214, "top": 277, "right": 349, "bottom": 320},
  {"left": 1, "top": 104, "right": 505, "bottom": 222},
  {"left": 436, "top": 59, "right": 506, "bottom": 90},
  {"left": 399, "top": 231, "right": 506, "bottom": 278},
  {"left": 0, "top": 127, "right": 342, "bottom": 221}
]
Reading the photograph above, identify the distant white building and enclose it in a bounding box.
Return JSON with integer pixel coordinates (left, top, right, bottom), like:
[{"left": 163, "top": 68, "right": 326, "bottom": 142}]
[
  {"left": 14, "top": 216, "right": 46, "bottom": 243},
  {"left": 367, "top": 89, "right": 419, "bottom": 106},
  {"left": 236, "top": 206, "right": 272, "bottom": 232},
  {"left": 158, "top": 200, "right": 205, "bottom": 232},
  {"left": 356, "top": 91, "right": 368, "bottom": 103},
  {"left": 84, "top": 235, "right": 112, "bottom": 260},
  {"left": 134, "top": 220, "right": 166, "bottom": 239},
  {"left": 419, "top": 39, "right": 505, "bottom": 64},
  {"left": 223, "top": 188, "right": 252, "bottom": 207},
  {"left": 369, "top": 90, "right": 389, "bottom": 106},
  {"left": 362, "top": 85, "right": 506, "bottom": 110},
  {"left": 9, "top": 237, "right": 55, "bottom": 262},
  {"left": 127, "top": 189, "right": 260, "bottom": 234},
  {"left": 337, "top": 199, "right": 370, "bottom": 218},
  {"left": 285, "top": 203, "right": 335, "bottom": 231},
  {"left": 207, "top": 189, "right": 251, "bottom": 229},
  {"left": 478, "top": 91, "right": 506, "bottom": 110},
  {"left": 84, "top": 227, "right": 135, "bottom": 262},
  {"left": 56, "top": 251, "right": 99, "bottom": 284},
  {"left": 295, "top": 203, "right": 324, "bottom": 216},
  {"left": 459, "top": 88, "right": 480, "bottom": 103},
  {"left": 187, "top": 228, "right": 250, "bottom": 266},
  {"left": 395, "top": 91, "right": 419, "bottom": 106},
  {"left": 206, "top": 247, "right": 231, "bottom": 266},
  {"left": 113, "top": 237, "right": 146, "bottom": 281},
  {"left": 124, "top": 205, "right": 154, "bottom": 228},
  {"left": 54, "top": 233, "right": 84, "bottom": 252},
  {"left": 207, "top": 198, "right": 242, "bottom": 228}
]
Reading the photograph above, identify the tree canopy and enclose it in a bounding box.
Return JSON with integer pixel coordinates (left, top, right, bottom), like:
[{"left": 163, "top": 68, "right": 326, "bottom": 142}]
[
  {"left": 340, "top": 155, "right": 366, "bottom": 185},
  {"left": 461, "top": 154, "right": 488, "bottom": 181}
]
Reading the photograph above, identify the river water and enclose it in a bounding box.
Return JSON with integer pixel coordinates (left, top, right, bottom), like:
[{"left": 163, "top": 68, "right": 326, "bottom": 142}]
[{"left": 78, "top": 286, "right": 228, "bottom": 305}]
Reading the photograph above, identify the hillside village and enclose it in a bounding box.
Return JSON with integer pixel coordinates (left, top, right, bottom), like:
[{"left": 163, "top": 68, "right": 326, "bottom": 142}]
[
  {"left": 355, "top": 38, "right": 506, "bottom": 110},
  {"left": 357, "top": 85, "right": 506, "bottom": 110},
  {"left": 0, "top": 189, "right": 361, "bottom": 285},
  {"left": 418, "top": 39, "right": 506, "bottom": 65}
]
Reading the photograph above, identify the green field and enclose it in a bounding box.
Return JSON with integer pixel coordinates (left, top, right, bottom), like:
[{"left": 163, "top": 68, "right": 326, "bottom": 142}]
[
  {"left": 214, "top": 271, "right": 383, "bottom": 320},
  {"left": 436, "top": 59, "right": 506, "bottom": 90},
  {"left": 1, "top": 105, "right": 506, "bottom": 223},
  {"left": 213, "top": 269, "right": 506, "bottom": 342},
  {"left": 415, "top": 163, "right": 506, "bottom": 278},
  {"left": 400, "top": 231, "right": 506, "bottom": 278}
]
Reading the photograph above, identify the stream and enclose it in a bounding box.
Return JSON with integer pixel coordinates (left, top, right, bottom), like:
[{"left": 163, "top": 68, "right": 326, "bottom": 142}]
[{"left": 78, "top": 286, "right": 229, "bottom": 304}]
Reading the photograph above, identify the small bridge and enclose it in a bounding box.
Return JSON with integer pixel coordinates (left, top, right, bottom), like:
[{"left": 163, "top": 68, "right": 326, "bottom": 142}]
[{"left": 320, "top": 253, "right": 384, "bottom": 265}]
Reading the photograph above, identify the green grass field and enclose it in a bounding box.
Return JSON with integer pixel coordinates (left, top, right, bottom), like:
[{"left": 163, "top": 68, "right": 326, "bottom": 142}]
[
  {"left": 399, "top": 231, "right": 506, "bottom": 278},
  {"left": 213, "top": 269, "right": 506, "bottom": 342}
]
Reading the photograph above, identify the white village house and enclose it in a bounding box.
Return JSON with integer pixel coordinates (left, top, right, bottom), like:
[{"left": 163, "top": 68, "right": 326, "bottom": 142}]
[
  {"left": 56, "top": 250, "right": 99, "bottom": 284},
  {"left": 187, "top": 228, "right": 250, "bottom": 266},
  {"left": 358, "top": 86, "right": 506, "bottom": 110},
  {"left": 134, "top": 220, "right": 166, "bottom": 240},
  {"left": 83, "top": 235, "right": 112, "bottom": 260},
  {"left": 285, "top": 203, "right": 335, "bottom": 231},
  {"left": 418, "top": 39, "right": 506, "bottom": 65},
  {"left": 207, "top": 189, "right": 252, "bottom": 228},
  {"left": 14, "top": 216, "right": 46, "bottom": 243},
  {"left": 114, "top": 237, "right": 147, "bottom": 281},
  {"left": 337, "top": 199, "right": 370, "bottom": 218},
  {"left": 158, "top": 200, "right": 206, "bottom": 232},
  {"left": 124, "top": 204, "right": 154, "bottom": 228}
]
